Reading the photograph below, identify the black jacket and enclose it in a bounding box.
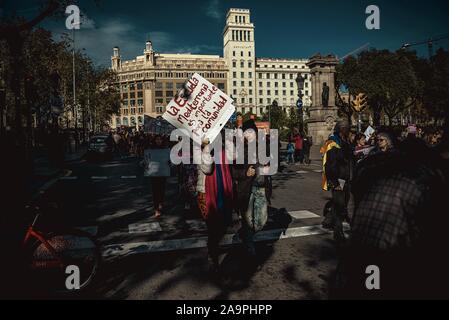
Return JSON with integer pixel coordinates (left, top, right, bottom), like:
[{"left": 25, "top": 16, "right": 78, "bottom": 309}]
[{"left": 325, "top": 139, "right": 352, "bottom": 188}]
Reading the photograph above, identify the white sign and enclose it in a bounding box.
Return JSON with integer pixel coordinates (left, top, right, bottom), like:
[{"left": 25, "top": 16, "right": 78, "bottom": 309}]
[
  {"left": 364, "top": 125, "right": 375, "bottom": 140},
  {"left": 162, "top": 73, "right": 235, "bottom": 143},
  {"left": 144, "top": 149, "right": 171, "bottom": 177}
]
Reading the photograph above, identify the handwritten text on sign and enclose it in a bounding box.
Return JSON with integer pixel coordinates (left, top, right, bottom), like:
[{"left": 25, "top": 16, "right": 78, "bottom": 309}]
[{"left": 162, "top": 73, "right": 235, "bottom": 143}]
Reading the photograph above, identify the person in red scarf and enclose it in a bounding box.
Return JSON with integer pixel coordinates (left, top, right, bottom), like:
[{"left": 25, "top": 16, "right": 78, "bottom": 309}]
[{"left": 196, "top": 135, "right": 233, "bottom": 274}]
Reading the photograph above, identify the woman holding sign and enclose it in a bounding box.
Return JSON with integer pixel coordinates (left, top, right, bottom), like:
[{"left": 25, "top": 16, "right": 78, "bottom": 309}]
[
  {"left": 143, "top": 135, "right": 170, "bottom": 218},
  {"left": 197, "top": 137, "right": 233, "bottom": 274}
]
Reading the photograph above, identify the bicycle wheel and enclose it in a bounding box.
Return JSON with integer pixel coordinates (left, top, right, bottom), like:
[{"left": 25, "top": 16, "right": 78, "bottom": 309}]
[{"left": 28, "top": 229, "right": 101, "bottom": 293}]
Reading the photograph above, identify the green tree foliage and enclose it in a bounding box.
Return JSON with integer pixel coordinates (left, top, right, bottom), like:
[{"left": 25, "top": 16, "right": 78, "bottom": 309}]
[{"left": 337, "top": 49, "right": 420, "bottom": 126}]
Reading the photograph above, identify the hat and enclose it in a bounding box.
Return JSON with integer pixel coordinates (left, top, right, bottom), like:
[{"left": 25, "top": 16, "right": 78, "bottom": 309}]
[
  {"left": 334, "top": 119, "right": 350, "bottom": 132},
  {"left": 242, "top": 119, "right": 258, "bottom": 133}
]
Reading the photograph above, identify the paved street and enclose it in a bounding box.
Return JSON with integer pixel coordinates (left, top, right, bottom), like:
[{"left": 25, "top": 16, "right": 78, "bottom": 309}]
[{"left": 30, "top": 146, "right": 346, "bottom": 300}]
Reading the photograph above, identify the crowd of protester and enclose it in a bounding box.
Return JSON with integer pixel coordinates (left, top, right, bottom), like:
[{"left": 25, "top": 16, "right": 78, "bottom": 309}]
[{"left": 319, "top": 119, "right": 449, "bottom": 299}]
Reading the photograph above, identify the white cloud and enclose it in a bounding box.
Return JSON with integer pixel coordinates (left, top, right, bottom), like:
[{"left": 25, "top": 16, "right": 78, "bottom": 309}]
[
  {"left": 51, "top": 18, "right": 221, "bottom": 66},
  {"left": 205, "top": 0, "right": 221, "bottom": 19}
]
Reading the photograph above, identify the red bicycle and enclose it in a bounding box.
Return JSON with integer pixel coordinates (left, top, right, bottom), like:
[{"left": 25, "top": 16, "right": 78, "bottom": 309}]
[{"left": 23, "top": 205, "right": 101, "bottom": 292}]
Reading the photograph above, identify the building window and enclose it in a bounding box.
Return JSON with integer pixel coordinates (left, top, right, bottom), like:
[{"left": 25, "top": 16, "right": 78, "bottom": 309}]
[
  {"left": 305, "top": 82, "right": 309, "bottom": 88},
  {"left": 156, "top": 106, "right": 164, "bottom": 113},
  {"left": 233, "top": 61, "right": 236, "bottom": 68},
  {"left": 267, "top": 98, "right": 271, "bottom": 104},
  {"left": 235, "top": 16, "right": 238, "bottom": 23},
  {"left": 259, "top": 98, "right": 263, "bottom": 104},
  {"left": 218, "top": 83, "right": 225, "bottom": 90},
  {"left": 305, "top": 90, "right": 309, "bottom": 96},
  {"left": 233, "top": 89, "right": 237, "bottom": 95},
  {"left": 233, "top": 51, "right": 236, "bottom": 57},
  {"left": 240, "top": 61, "right": 244, "bottom": 68},
  {"left": 283, "top": 90, "right": 286, "bottom": 95},
  {"left": 282, "top": 82, "right": 286, "bottom": 88},
  {"left": 260, "top": 107, "right": 263, "bottom": 114},
  {"left": 155, "top": 91, "right": 163, "bottom": 97},
  {"left": 249, "top": 98, "right": 253, "bottom": 104},
  {"left": 241, "top": 72, "right": 244, "bottom": 78},
  {"left": 137, "top": 82, "right": 143, "bottom": 90},
  {"left": 294, "top": 66, "right": 298, "bottom": 69},
  {"left": 290, "top": 82, "right": 294, "bottom": 88},
  {"left": 243, "top": 16, "right": 246, "bottom": 23},
  {"left": 137, "top": 99, "right": 144, "bottom": 106},
  {"left": 274, "top": 74, "right": 278, "bottom": 79},
  {"left": 258, "top": 74, "right": 262, "bottom": 79},
  {"left": 249, "top": 89, "right": 253, "bottom": 95},
  {"left": 290, "top": 74, "right": 294, "bottom": 79},
  {"left": 259, "top": 82, "right": 263, "bottom": 87},
  {"left": 267, "top": 90, "right": 271, "bottom": 95},
  {"left": 166, "top": 83, "right": 173, "bottom": 89},
  {"left": 275, "top": 82, "right": 278, "bottom": 88},
  {"left": 176, "top": 83, "right": 183, "bottom": 89},
  {"left": 249, "top": 81, "right": 252, "bottom": 87},
  {"left": 129, "top": 92, "right": 135, "bottom": 99},
  {"left": 259, "top": 90, "right": 263, "bottom": 95},
  {"left": 267, "top": 82, "right": 271, "bottom": 87},
  {"left": 290, "top": 90, "right": 294, "bottom": 95},
  {"left": 116, "top": 118, "right": 121, "bottom": 126},
  {"left": 137, "top": 91, "right": 143, "bottom": 98},
  {"left": 282, "top": 74, "right": 286, "bottom": 79},
  {"left": 165, "top": 91, "right": 174, "bottom": 97},
  {"left": 249, "top": 72, "right": 252, "bottom": 78},
  {"left": 302, "top": 66, "right": 305, "bottom": 69},
  {"left": 241, "top": 81, "right": 245, "bottom": 86},
  {"left": 287, "top": 66, "right": 291, "bottom": 69},
  {"left": 275, "top": 90, "right": 279, "bottom": 95},
  {"left": 304, "top": 74, "right": 308, "bottom": 79},
  {"left": 233, "top": 72, "right": 237, "bottom": 78},
  {"left": 241, "top": 51, "right": 244, "bottom": 57},
  {"left": 266, "top": 73, "right": 270, "bottom": 79},
  {"left": 233, "top": 81, "right": 237, "bottom": 86},
  {"left": 249, "top": 51, "right": 251, "bottom": 57},
  {"left": 248, "top": 61, "right": 252, "bottom": 68},
  {"left": 241, "top": 98, "right": 245, "bottom": 104}
]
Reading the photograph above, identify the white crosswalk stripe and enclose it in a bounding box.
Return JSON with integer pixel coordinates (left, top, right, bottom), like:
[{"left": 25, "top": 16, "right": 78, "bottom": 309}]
[
  {"left": 102, "top": 224, "right": 350, "bottom": 258},
  {"left": 91, "top": 176, "right": 108, "bottom": 180},
  {"left": 128, "top": 222, "right": 162, "bottom": 234},
  {"left": 288, "top": 210, "right": 320, "bottom": 220},
  {"left": 296, "top": 171, "right": 308, "bottom": 174},
  {"left": 121, "top": 175, "right": 137, "bottom": 179},
  {"left": 59, "top": 176, "right": 78, "bottom": 180}
]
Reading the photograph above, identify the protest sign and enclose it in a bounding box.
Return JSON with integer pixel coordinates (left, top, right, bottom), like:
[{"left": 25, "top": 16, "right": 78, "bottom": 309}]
[
  {"left": 144, "top": 149, "right": 171, "bottom": 177},
  {"left": 364, "top": 125, "right": 375, "bottom": 140},
  {"left": 162, "top": 73, "right": 235, "bottom": 143}
]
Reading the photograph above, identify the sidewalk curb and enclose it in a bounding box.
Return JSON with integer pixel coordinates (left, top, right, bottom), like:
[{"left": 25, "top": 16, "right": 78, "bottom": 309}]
[{"left": 31, "top": 169, "right": 72, "bottom": 201}]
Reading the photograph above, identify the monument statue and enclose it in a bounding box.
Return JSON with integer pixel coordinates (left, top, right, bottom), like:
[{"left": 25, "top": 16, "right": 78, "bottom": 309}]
[{"left": 322, "top": 82, "right": 329, "bottom": 108}]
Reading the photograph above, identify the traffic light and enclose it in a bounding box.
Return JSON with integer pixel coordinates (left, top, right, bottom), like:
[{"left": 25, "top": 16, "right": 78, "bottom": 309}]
[{"left": 352, "top": 93, "right": 368, "bottom": 112}]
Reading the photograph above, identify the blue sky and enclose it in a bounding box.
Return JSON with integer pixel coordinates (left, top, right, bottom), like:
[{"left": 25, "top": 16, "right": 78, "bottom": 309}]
[{"left": 4, "top": 0, "right": 449, "bottom": 66}]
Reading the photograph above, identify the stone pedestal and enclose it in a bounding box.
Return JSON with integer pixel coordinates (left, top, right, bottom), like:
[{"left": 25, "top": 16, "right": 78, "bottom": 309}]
[{"left": 306, "top": 54, "right": 339, "bottom": 145}]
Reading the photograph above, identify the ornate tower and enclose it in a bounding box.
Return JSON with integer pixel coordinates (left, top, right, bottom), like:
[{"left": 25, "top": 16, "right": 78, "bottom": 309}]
[
  {"left": 111, "top": 46, "right": 121, "bottom": 70},
  {"left": 223, "top": 8, "right": 256, "bottom": 112}
]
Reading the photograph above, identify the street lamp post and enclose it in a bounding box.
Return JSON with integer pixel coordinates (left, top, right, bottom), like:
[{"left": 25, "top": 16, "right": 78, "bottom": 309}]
[{"left": 295, "top": 73, "right": 305, "bottom": 132}]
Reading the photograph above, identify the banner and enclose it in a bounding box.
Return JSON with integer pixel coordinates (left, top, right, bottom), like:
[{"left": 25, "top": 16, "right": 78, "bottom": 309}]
[
  {"left": 144, "top": 148, "right": 171, "bottom": 177},
  {"left": 162, "top": 73, "right": 235, "bottom": 143}
]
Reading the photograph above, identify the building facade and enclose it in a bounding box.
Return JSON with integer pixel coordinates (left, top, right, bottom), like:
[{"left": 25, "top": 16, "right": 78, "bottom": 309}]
[
  {"left": 110, "top": 42, "right": 227, "bottom": 129},
  {"left": 110, "top": 8, "right": 311, "bottom": 128}
]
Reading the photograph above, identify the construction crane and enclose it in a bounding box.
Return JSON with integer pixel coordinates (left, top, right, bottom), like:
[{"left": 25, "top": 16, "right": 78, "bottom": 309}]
[{"left": 401, "top": 33, "right": 449, "bottom": 58}]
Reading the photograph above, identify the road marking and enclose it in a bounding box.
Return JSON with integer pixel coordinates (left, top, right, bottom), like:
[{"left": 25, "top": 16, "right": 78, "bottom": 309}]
[
  {"left": 102, "top": 224, "right": 346, "bottom": 258},
  {"left": 79, "top": 226, "right": 98, "bottom": 236},
  {"left": 313, "top": 170, "right": 323, "bottom": 173},
  {"left": 186, "top": 219, "right": 207, "bottom": 231},
  {"left": 96, "top": 209, "right": 137, "bottom": 223},
  {"left": 60, "top": 176, "right": 78, "bottom": 180},
  {"left": 288, "top": 210, "right": 320, "bottom": 220},
  {"left": 121, "top": 175, "right": 137, "bottom": 179},
  {"left": 91, "top": 176, "right": 108, "bottom": 180},
  {"left": 296, "top": 171, "right": 308, "bottom": 174},
  {"left": 128, "top": 222, "right": 162, "bottom": 234}
]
